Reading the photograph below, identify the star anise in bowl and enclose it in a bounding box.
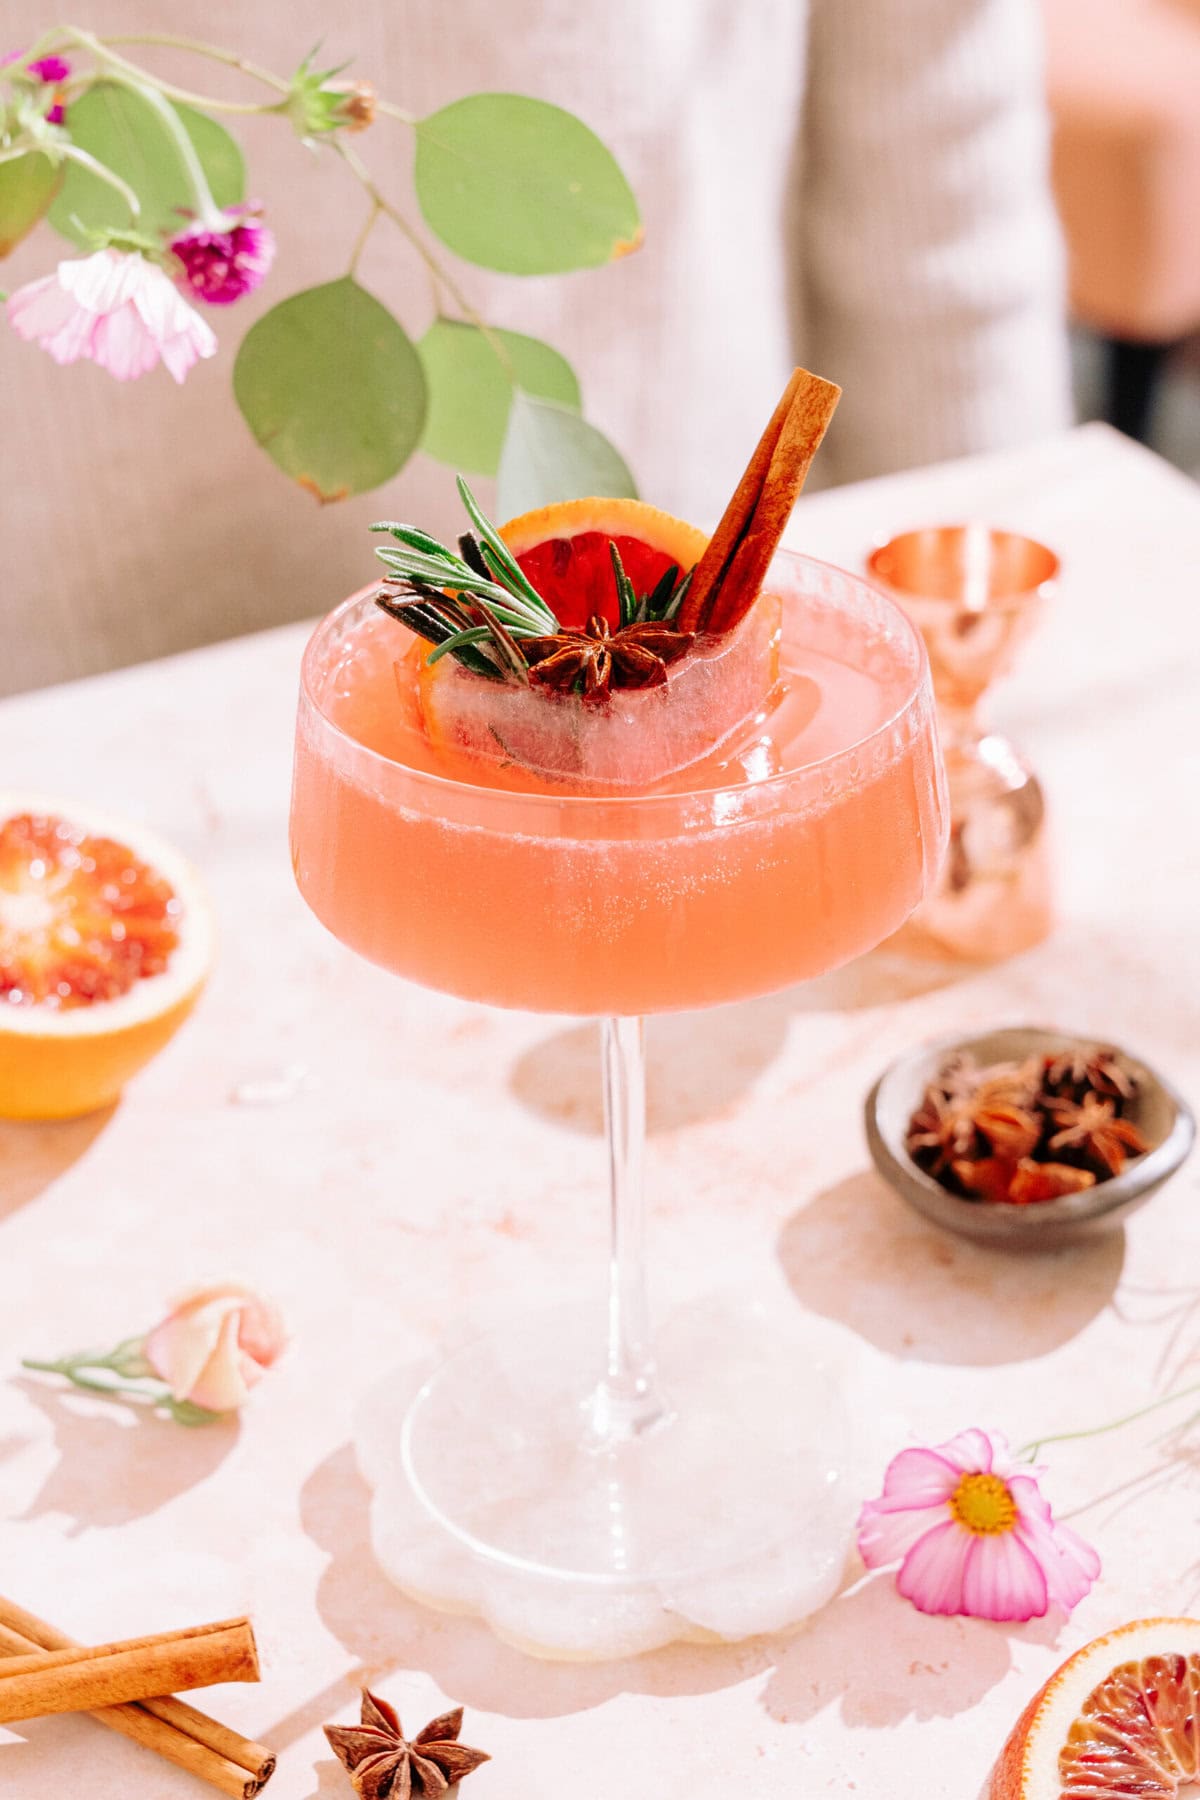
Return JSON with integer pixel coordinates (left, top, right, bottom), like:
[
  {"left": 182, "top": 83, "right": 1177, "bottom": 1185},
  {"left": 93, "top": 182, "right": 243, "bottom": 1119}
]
[
  {"left": 904, "top": 1039, "right": 1152, "bottom": 1205},
  {"left": 1046, "top": 1093, "right": 1150, "bottom": 1178},
  {"left": 868, "top": 1027, "right": 1193, "bottom": 1248},
  {"left": 906, "top": 1058, "right": 1041, "bottom": 1188}
]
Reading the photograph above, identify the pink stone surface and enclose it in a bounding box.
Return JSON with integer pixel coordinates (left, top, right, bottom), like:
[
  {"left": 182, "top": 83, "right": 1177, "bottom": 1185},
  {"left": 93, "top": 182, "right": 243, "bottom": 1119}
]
[{"left": 1, "top": 424, "right": 1198, "bottom": 1797}]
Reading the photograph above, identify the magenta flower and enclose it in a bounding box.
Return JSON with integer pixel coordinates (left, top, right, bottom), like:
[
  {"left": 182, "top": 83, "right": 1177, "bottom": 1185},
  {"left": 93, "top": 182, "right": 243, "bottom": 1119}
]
[
  {"left": 3, "top": 50, "right": 71, "bottom": 122},
  {"left": 170, "top": 206, "right": 275, "bottom": 306},
  {"left": 25, "top": 54, "right": 70, "bottom": 81},
  {"left": 28, "top": 55, "right": 69, "bottom": 123},
  {"left": 856, "top": 1427, "right": 1100, "bottom": 1622},
  {"left": 6, "top": 249, "right": 217, "bottom": 383}
]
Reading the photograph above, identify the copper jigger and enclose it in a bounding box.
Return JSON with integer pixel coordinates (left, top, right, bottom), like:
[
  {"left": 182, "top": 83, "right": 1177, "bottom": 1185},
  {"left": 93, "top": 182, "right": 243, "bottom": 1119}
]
[{"left": 867, "top": 524, "right": 1060, "bottom": 960}]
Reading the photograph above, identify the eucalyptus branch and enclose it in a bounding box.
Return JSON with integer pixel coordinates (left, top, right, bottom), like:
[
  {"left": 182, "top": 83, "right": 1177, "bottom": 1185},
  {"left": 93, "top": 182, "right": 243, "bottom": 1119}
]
[{"left": 334, "top": 138, "right": 516, "bottom": 383}]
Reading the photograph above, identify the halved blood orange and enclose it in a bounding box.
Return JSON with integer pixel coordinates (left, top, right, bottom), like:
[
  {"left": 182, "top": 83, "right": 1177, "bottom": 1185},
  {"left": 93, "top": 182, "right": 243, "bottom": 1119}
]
[
  {"left": 0, "top": 795, "right": 213, "bottom": 1119},
  {"left": 990, "top": 1618, "right": 1200, "bottom": 1797}
]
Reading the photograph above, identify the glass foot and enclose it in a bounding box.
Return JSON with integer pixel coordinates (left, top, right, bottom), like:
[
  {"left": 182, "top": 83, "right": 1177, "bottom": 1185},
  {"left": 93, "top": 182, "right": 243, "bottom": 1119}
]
[{"left": 355, "top": 1294, "right": 860, "bottom": 1660}]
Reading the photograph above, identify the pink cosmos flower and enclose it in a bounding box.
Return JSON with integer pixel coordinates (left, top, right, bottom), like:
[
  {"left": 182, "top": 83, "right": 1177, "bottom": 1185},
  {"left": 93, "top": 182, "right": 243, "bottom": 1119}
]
[
  {"left": 144, "top": 1281, "right": 287, "bottom": 1414},
  {"left": 6, "top": 248, "right": 217, "bottom": 382},
  {"left": 856, "top": 1427, "right": 1100, "bottom": 1622},
  {"left": 170, "top": 205, "right": 275, "bottom": 305}
]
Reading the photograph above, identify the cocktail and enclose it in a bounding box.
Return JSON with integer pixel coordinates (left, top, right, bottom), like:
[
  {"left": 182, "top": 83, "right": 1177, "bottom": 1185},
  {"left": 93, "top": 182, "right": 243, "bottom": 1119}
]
[{"left": 290, "top": 373, "right": 947, "bottom": 1655}]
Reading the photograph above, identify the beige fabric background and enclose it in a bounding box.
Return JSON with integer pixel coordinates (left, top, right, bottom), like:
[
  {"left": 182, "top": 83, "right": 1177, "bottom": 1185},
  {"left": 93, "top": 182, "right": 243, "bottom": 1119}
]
[{"left": 0, "top": 0, "right": 1070, "bottom": 696}]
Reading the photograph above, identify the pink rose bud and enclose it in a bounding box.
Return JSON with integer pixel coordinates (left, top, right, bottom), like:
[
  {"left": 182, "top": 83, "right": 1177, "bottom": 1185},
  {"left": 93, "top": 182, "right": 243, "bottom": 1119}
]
[{"left": 144, "top": 1282, "right": 285, "bottom": 1414}]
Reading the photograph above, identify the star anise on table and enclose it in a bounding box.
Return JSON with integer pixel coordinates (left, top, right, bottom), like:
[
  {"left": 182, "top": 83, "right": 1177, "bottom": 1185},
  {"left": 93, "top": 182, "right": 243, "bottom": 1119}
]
[
  {"left": 325, "top": 1691, "right": 490, "bottom": 1800},
  {"left": 1046, "top": 1093, "right": 1150, "bottom": 1178},
  {"left": 522, "top": 614, "right": 694, "bottom": 703}
]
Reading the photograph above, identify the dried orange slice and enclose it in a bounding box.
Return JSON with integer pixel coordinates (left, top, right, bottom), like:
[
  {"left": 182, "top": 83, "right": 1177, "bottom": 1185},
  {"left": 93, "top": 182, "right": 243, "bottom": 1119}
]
[
  {"left": 0, "top": 795, "right": 213, "bottom": 1119},
  {"left": 990, "top": 1618, "right": 1200, "bottom": 1797}
]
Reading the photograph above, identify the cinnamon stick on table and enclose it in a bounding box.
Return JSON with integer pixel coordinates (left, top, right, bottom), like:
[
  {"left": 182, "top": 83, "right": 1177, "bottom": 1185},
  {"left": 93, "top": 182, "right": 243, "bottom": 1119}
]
[
  {"left": 0, "top": 1599, "right": 273, "bottom": 1798},
  {"left": 676, "top": 366, "right": 841, "bottom": 637}
]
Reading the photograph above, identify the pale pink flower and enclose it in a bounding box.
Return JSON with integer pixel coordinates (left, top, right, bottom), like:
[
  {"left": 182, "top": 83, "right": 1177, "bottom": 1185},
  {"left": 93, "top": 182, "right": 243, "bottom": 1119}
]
[
  {"left": 856, "top": 1427, "right": 1100, "bottom": 1622},
  {"left": 144, "top": 1281, "right": 286, "bottom": 1414},
  {"left": 170, "top": 205, "right": 275, "bottom": 305},
  {"left": 5, "top": 248, "right": 217, "bottom": 382}
]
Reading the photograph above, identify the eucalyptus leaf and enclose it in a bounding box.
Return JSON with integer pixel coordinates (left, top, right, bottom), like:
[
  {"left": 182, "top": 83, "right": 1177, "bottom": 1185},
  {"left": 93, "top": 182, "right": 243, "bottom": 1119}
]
[
  {"left": 497, "top": 392, "right": 637, "bottom": 520},
  {"left": 233, "top": 277, "right": 426, "bottom": 501},
  {"left": 418, "top": 318, "right": 580, "bottom": 475},
  {"left": 414, "top": 94, "right": 641, "bottom": 275},
  {"left": 0, "top": 152, "right": 63, "bottom": 256},
  {"left": 48, "top": 82, "right": 244, "bottom": 245}
]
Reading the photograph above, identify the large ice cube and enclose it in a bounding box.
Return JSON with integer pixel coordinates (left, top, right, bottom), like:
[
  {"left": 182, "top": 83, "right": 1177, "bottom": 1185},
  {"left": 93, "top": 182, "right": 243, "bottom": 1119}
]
[{"left": 420, "top": 593, "right": 783, "bottom": 791}]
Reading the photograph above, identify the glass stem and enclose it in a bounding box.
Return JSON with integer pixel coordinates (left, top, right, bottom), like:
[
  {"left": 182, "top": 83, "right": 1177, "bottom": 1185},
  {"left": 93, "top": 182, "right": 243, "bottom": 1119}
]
[{"left": 587, "top": 1016, "right": 668, "bottom": 1445}]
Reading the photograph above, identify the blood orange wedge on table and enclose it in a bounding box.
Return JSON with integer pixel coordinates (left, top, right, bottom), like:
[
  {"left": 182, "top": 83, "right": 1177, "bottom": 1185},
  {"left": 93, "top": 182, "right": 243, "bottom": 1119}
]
[
  {"left": 991, "top": 1618, "right": 1200, "bottom": 1797},
  {"left": 406, "top": 496, "right": 784, "bottom": 792},
  {"left": 0, "top": 797, "right": 212, "bottom": 1119}
]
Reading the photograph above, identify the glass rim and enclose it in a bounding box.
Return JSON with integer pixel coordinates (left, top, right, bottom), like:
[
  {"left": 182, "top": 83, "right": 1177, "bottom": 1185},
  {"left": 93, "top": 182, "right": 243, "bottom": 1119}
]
[{"left": 298, "top": 547, "right": 934, "bottom": 814}]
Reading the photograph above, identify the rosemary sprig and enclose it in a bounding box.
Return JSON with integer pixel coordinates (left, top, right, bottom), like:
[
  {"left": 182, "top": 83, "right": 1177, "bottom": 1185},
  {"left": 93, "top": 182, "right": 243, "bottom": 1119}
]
[
  {"left": 455, "top": 476, "right": 552, "bottom": 620},
  {"left": 637, "top": 561, "right": 683, "bottom": 625},
  {"left": 609, "top": 542, "right": 638, "bottom": 628}
]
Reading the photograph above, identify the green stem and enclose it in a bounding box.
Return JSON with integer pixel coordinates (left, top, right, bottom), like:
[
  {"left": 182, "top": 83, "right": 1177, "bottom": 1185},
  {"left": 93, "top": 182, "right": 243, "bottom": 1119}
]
[
  {"left": 334, "top": 139, "right": 516, "bottom": 381},
  {"left": 55, "top": 28, "right": 281, "bottom": 116},
  {"left": 96, "top": 32, "right": 291, "bottom": 95},
  {"left": 347, "top": 200, "right": 380, "bottom": 276},
  {"left": 105, "top": 72, "right": 222, "bottom": 226},
  {"left": 1018, "top": 1378, "right": 1200, "bottom": 1463},
  {"left": 59, "top": 143, "right": 141, "bottom": 219},
  {"left": 375, "top": 98, "right": 416, "bottom": 126}
]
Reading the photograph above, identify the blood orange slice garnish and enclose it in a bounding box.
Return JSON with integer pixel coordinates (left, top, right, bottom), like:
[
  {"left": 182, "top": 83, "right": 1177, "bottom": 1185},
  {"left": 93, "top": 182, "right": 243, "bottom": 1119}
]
[
  {"left": 990, "top": 1620, "right": 1200, "bottom": 1798},
  {"left": 0, "top": 795, "right": 212, "bottom": 1120},
  {"left": 513, "top": 532, "right": 683, "bottom": 633}
]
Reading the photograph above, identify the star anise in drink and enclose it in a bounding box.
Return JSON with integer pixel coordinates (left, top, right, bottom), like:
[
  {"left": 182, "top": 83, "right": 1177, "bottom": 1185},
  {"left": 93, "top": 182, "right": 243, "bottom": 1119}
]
[
  {"left": 325, "top": 1691, "right": 489, "bottom": 1800},
  {"left": 522, "top": 614, "right": 694, "bottom": 703},
  {"left": 1046, "top": 1094, "right": 1150, "bottom": 1178}
]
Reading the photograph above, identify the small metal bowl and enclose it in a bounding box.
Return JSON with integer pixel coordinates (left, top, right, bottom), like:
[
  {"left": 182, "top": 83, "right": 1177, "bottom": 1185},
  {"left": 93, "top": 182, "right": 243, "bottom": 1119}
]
[{"left": 865, "top": 1026, "right": 1195, "bottom": 1250}]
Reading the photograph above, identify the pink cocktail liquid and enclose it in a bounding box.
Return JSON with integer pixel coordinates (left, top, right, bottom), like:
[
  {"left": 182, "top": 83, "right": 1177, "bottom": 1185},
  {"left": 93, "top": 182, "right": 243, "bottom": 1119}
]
[{"left": 292, "top": 553, "right": 947, "bottom": 1015}]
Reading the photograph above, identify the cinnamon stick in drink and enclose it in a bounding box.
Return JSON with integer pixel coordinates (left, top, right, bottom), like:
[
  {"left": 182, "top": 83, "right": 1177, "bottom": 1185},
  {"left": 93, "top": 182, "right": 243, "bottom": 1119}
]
[
  {"left": 676, "top": 367, "right": 841, "bottom": 637},
  {"left": 0, "top": 1616, "right": 258, "bottom": 1724}
]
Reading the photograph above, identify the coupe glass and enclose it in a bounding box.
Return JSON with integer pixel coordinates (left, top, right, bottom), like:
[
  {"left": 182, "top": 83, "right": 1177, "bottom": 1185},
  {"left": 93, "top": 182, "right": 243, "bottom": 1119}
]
[{"left": 290, "top": 550, "right": 946, "bottom": 1657}]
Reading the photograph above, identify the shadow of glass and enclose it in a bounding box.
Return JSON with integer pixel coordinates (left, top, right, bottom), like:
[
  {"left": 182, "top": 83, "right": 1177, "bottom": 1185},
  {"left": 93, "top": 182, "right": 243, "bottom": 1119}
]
[
  {"left": 777, "top": 1171, "right": 1124, "bottom": 1365},
  {"left": 12, "top": 1376, "right": 238, "bottom": 1530},
  {"left": 296, "top": 1442, "right": 776, "bottom": 1723},
  {"left": 0, "top": 1106, "right": 116, "bottom": 1220},
  {"left": 508, "top": 946, "right": 965, "bottom": 1138}
]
